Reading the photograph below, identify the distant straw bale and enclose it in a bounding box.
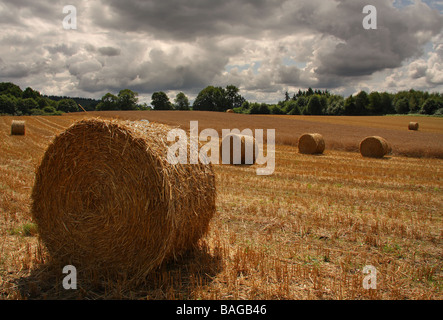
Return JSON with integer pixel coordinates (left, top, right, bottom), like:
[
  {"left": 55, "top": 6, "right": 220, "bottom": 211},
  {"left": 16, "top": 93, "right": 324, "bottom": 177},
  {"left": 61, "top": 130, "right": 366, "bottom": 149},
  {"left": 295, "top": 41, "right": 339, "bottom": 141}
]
[
  {"left": 298, "top": 133, "right": 325, "bottom": 154},
  {"left": 359, "top": 136, "right": 391, "bottom": 158},
  {"left": 408, "top": 122, "right": 419, "bottom": 131},
  {"left": 11, "top": 120, "right": 25, "bottom": 135},
  {"left": 226, "top": 109, "right": 234, "bottom": 113},
  {"left": 31, "top": 119, "right": 216, "bottom": 280}
]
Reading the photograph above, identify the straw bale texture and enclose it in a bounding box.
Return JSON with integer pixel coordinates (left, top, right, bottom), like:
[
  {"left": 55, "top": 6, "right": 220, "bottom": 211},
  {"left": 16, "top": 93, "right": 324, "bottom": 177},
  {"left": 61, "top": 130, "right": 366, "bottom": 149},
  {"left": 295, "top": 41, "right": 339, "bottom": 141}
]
[
  {"left": 11, "top": 120, "right": 25, "bottom": 135},
  {"left": 298, "top": 133, "right": 325, "bottom": 154},
  {"left": 219, "top": 133, "right": 258, "bottom": 165},
  {"left": 31, "top": 119, "right": 216, "bottom": 279},
  {"left": 359, "top": 136, "right": 391, "bottom": 158},
  {"left": 408, "top": 122, "right": 419, "bottom": 131}
]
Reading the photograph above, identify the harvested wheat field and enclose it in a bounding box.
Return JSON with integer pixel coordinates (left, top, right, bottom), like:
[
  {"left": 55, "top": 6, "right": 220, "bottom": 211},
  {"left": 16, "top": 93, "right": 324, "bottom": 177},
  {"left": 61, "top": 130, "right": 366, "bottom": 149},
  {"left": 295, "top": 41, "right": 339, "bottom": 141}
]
[{"left": 0, "top": 112, "right": 442, "bottom": 300}]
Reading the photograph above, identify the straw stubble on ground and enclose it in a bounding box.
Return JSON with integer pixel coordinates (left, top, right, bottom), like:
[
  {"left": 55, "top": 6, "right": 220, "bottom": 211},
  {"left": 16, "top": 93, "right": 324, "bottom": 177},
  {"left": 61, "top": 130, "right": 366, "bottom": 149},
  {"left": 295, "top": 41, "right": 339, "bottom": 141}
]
[{"left": 0, "top": 114, "right": 441, "bottom": 300}]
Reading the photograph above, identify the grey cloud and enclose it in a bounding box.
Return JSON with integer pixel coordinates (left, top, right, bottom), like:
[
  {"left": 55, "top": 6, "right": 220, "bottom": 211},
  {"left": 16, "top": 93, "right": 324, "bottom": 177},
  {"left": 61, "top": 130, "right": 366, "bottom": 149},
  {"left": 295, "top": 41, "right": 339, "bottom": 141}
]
[
  {"left": 91, "top": 0, "right": 442, "bottom": 83},
  {"left": 409, "top": 61, "right": 428, "bottom": 79},
  {"left": 0, "top": 0, "right": 66, "bottom": 25},
  {"left": 93, "top": 0, "right": 284, "bottom": 40},
  {"left": 45, "top": 44, "right": 78, "bottom": 56},
  {"left": 72, "top": 41, "right": 232, "bottom": 94},
  {"left": 0, "top": 59, "right": 49, "bottom": 79},
  {"left": 0, "top": 0, "right": 442, "bottom": 101},
  {"left": 0, "top": 63, "right": 30, "bottom": 78},
  {"left": 68, "top": 60, "right": 102, "bottom": 76},
  {"left": 277, "top": 65, "right": 302, "bottom": 85},
  {"left": 98, "top": 47, "right": 121, "bottom": 56},
  {"left": 314, "top": 0, "right": 443, "bottom": 78}
]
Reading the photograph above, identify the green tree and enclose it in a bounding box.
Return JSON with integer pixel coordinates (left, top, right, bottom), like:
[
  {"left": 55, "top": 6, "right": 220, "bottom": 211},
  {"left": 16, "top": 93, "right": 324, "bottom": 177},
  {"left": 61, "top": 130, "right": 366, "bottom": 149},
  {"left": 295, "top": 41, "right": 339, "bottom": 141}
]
[
  {"left": 0, "top": 82, "right": 22, "bottom": 98},
  {"left": 344, "top": 95, "right": 356, "bottom": 115},
  {"left": 380, "top": 92, "right": 394, "bottom": 114},
  {"left": 305, "top": 94, "right": 323, "bottom": 115},
  {"left": 96, "top": 93, "right": 118, "bottom": 111},
  {"left": 368, "top": 92, "right": 382, "bottom": 114},
  {"left": 408, "top": 91, "right": 420, "bottom": 113},
  {"left": 174, "top": 92, "right": 190, "bottom": 110},
  {"left": 295, "top": 95, "right": 308, "bottom": 113},
  {"left": 43, "top": 106, "right": 57, "bottom": 114},
  {"left": 258, "top": 103, "right": 270, "bottom": 114},
  {"left": 234, "top": 101, "right": 250, "bottom": 114},
  {"left": 151, "top": 91, "right": 173, "bottom": 110},
  {"left": 355, "top": 91, "right": 369, "bottom": 115},
  {"left": 326, "top": 95, "right": 345, "bottom": 115},
  {"left": 269, "top": 104, "right": 286, "bottom": 115},
  {"left": 284, "top": 91, "right": 290, "bottom": 101},
  {"left": 248, "top": 102, "right": 261, "bottom": 114},
  {"left": 283, "top": 100, "right": 298, "bottom": 114},
  {"left": 36, "top": 96, "right": 56, "bottom": 109},
  {"left": 118, "top": 89, "right": 139, "bottom": 110},
  {"left": 420, "top": 98, "right": 442, "bottom": 115},
  {"left": 225, "top": 85, "right": 245, "bottom": 110},
  {"left": 17, "top": 98, "right": 38, "bottom": 115},
  {"left": 394, "top": 97, "right": 409, "bottom": 114},
  {"left": 29, "top": 108, "right": 45, "bottom": 115},
  {"left": 0, "top": 95, "right": 17, "bottom": 114},
  {"left": 57, "top": 98, "right": 79, "bottom": 113},
  {"left": 22, "top": 87, "right": 40, "bottom": 100},
  {"left": 192, "top": 86, "right": 226, "bottom": 111}
]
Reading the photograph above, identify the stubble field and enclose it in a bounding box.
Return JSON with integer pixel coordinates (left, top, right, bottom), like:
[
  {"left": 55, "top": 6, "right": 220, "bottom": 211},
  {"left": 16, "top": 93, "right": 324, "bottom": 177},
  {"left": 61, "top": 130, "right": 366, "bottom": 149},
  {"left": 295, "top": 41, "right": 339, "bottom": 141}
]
[{"left": 0, "top": 111, "right": 442, "bottom": 300}]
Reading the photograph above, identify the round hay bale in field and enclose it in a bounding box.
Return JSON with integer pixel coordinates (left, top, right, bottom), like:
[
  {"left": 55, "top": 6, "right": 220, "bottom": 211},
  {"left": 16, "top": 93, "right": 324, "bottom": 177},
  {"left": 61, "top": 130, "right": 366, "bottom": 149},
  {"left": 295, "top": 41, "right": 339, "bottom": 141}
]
[
  {"left": 226, "top": 109, "right": 234, "bottom": 113},
  {"left": 408, "top": 122, "right": 419, "bottom": 131},
  {"left": 359, "top": 136, "right": 391, "bottom": 158},
  {"left": 219, "top": 133, "right": 258, "bottom": 165},
  {"left": 298, "top": 133, "right": 325, "bottom": 154},
  {"left": 11, "top": 120, "right": 25, "bottom": 135},
  {"left": 31, "top": 119, "right": 216, "bottom": 280}
]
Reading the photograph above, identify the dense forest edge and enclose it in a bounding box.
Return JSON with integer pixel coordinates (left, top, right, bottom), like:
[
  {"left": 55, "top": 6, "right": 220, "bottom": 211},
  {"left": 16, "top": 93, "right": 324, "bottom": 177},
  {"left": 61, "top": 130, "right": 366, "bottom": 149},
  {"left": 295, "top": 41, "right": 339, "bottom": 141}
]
[{"left": 0, "top": 81, "right": 442, "bottom": 117}]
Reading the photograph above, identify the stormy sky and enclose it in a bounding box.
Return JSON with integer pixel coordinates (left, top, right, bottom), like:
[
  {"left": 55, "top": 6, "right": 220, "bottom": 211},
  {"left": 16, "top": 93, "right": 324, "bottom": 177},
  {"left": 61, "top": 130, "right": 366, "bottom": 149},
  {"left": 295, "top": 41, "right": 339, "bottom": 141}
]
[{"left": 0, "top": 0, "right": 442, "bottom": 104}]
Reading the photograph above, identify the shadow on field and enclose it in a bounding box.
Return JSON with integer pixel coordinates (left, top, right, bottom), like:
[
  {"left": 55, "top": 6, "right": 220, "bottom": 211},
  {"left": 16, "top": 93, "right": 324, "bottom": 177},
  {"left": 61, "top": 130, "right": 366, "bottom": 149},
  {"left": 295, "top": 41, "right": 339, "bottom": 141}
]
[{"left": 14, "top": 242, "right": 223, "bottom": 300}]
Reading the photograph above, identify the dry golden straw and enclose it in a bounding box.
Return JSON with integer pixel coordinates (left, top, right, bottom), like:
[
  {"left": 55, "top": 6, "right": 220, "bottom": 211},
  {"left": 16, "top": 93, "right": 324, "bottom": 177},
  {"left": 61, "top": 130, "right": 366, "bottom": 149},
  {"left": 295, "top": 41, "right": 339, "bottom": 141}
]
[
  {"left": 408, "top": 122, "right": 419, "bottom": 131},
  {"left": 359, "top": 136, "right": 391, "bottom": 158},
  {"left": 226, "top": 109, "right": 234, "bottom": 113},
  {"left": 298, "top": 133, "right": 325, "bottom": 154},
  {"left": 31, "top": 119, "right": 216, "bottom": 280},
  {"left": 11, "top": 120, "right": 25, "bottom": 135},
  {"left": 219, "top": 133, "right": 258, "bottom": 165}
]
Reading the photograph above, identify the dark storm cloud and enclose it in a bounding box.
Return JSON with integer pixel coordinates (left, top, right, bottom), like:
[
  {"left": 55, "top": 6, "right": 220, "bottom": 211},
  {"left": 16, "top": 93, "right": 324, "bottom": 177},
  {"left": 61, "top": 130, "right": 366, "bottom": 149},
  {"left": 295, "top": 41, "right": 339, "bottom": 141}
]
[{"left": 93, "top": 0, "right": 284, "bottom": 41}]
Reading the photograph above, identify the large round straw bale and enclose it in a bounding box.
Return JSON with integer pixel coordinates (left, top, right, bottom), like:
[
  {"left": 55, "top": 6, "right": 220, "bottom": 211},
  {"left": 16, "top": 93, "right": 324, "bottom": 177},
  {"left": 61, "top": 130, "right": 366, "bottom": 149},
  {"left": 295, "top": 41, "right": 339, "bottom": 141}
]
[
  {"left": 298, "top": 133, "right": 325, "bottom": 154},
  {"left": 219, "top": 133, "right": 258, "bottom": 165},
  {"left": 31, "top": 119, "right": 216, "bottom": 279},
  {"left": 226, "top": 109, "right": 234, "bottom": 113},
  {"left": 408, "top": 122, "right": 419, "bottom": 131},
  {"left": 359, "top": 136, "right": 391, "bottom": 158},
  {"left": 11, "top": 120, "right": 25, "bottom": 135}
]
